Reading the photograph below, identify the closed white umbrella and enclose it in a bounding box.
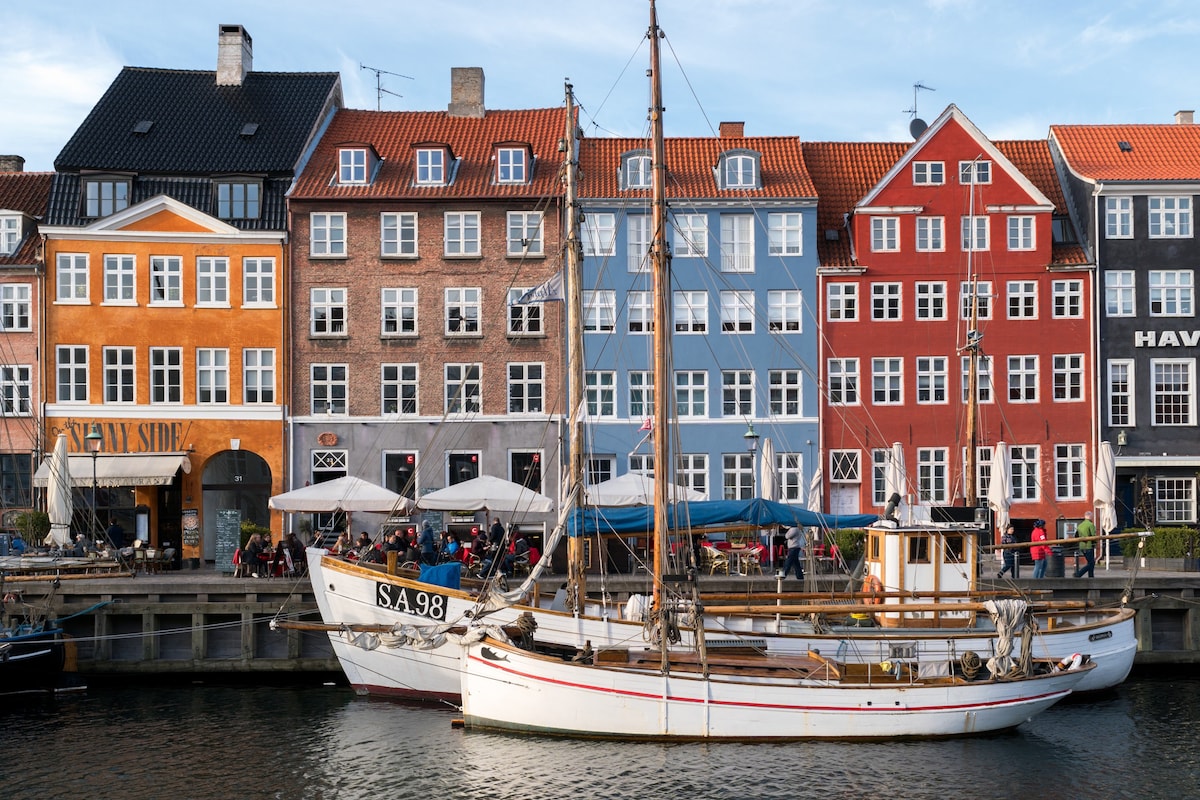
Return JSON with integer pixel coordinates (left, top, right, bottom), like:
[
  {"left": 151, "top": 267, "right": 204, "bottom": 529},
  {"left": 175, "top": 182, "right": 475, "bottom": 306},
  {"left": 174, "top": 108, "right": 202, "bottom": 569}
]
[
  {"left": 986, "top": 441, "right": 1011, "bottom": 536},
  {"left": 759, "top": 438, "right": 781, "bottom": 503},
  {"left": 805, "top": 466, "right": 823, "bottom": 512},
  {"left": 46, "top": 433, "right": 73, "bottom": 547},
  {"left": 883, "top": 442, "right": 906, "bottom": 523},
  {"left": 1094, "top": 440, "right": 1118, "bottom": 568}
]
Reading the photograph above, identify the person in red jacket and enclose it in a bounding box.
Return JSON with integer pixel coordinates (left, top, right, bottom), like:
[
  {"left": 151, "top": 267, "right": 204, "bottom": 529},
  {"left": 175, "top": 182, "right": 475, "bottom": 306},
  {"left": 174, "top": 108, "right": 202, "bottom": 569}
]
[{"left": 1030, "top": 519, "right": 1049, "bottom": 578}]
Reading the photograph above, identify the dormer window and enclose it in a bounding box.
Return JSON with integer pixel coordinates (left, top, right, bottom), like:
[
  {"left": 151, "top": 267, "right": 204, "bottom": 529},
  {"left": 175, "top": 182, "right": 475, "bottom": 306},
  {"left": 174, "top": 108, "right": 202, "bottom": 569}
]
[
  {"left": 621, "top": 151, "right": 652, "bottom": 189},
  {"left": 416, "top": 147, "right": 449, "bottom": 186},
  {"left": 82, "top": 175, "right": 131, "bottom": 218},
  {"left": 496, "top": 146, "right": 529, "bottom": 184},
  {"left": 339, "top": 148, "right": 368, "bottom": 184},
  {"left": 717, "top": 150, "right": 761, "bottom": 190},
  {"left": 0, "top": 214, "right": 20, "bottom": 255},
  {"left": 214, "top": 178, "right": 262, "bottom": 220}
]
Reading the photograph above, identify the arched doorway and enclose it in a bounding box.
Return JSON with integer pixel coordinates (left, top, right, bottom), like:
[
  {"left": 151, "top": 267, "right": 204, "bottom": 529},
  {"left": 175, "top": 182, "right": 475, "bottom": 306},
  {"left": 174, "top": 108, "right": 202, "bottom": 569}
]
[{"left": 201, "top": 450, "right": 272, "bottom": 561}]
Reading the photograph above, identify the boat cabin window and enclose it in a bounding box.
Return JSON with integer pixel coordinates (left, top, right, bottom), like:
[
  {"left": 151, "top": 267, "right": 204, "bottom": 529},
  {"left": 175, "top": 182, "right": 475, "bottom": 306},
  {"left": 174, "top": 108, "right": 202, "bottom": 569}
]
[
  {"left": 907, "top": 532, "right": 931, "bottom": 564},
  {"left": 944, "top": 532, "right": 965, "bottom": 562},
  {"left": 868, "top": 531, "right": 881, "bottom": 561}
]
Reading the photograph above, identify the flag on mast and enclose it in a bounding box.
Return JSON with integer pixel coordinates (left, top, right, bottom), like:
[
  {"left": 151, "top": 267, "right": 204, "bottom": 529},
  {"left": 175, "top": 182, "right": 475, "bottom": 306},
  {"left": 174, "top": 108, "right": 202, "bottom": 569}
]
[{"left": 513, "top": 272, "right": 564, "bottom": 304}]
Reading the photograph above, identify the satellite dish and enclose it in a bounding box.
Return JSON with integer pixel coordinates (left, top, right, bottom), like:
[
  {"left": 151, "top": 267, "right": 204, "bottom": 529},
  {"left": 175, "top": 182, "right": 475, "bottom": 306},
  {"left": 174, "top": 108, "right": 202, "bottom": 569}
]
[{"left": 910, "top": 118, "right": 928, "bottom": 139}]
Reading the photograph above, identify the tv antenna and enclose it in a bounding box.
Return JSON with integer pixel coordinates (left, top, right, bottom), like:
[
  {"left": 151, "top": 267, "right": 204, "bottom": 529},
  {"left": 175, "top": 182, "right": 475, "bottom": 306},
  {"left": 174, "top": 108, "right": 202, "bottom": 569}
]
[
  {"left": 903, "top": 82, "right": 936, "bottom": 139},
  {"left": 360, "top": 63, "right": 414, "bottom": 110}
]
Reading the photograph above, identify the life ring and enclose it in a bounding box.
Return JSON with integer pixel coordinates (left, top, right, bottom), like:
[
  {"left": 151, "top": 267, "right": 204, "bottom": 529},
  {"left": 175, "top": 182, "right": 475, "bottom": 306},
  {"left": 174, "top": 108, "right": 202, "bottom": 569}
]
[
  {"left": 1056, "top": 652, "right": 1084, "bottom": 671},
  {"left": 862, "top": 574, "right": 883, "bottom": 605}
]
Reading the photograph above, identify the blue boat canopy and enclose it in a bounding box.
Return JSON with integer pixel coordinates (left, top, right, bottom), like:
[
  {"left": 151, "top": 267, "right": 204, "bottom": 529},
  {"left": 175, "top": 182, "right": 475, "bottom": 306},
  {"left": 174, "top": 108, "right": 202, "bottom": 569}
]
[{"left": 567, "top": 499, "right": 878, "bottom": 537}]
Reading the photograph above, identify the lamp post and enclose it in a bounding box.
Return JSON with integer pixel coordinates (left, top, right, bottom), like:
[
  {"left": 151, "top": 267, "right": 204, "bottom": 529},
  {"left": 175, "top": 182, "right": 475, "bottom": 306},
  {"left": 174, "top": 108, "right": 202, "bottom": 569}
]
[
  {"left": 85, "top": 422, "right": 103, "bottom": 542},
  {"left": 743, "top": 423, "right": 759, "bottom": 499}
]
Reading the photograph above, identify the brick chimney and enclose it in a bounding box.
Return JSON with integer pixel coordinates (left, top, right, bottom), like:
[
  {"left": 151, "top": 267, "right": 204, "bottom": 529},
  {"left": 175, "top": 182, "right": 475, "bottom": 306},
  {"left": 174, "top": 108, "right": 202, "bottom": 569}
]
[
  {"left": 719, "top": 121, "right": 745, "bottom": 138},
  {"left": 1175, "top": 109, "right": 1194, "bottom": 125},
  {"left": 217, "top": 24, "right": 253, "bottom": 86},
  {"left": 0, "top": 155, "right": 25, "bottom": 172},
  {"left": 448, "top": 67, "right": 485, "bottom": 118}
]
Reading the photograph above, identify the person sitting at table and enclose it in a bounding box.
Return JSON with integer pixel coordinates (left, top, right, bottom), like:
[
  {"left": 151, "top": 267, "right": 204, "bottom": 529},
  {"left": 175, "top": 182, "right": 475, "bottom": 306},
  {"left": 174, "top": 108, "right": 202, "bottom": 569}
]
[
  {"left": 439, "top": 531, "right": 460, "bottom": 562},
  {"left": 244, "top": 532, "right": 267, "bottom": 578},
  {"left": 500, "top": 528, "right": 531, "bottom": 577},
  {"left": 355, "top": 531, "right": 371, "bottom": 550},
  {"left": 71, "top": 533, "right": 89, "bottom": 558},
  {"left": 330, "top": 531, "right": 352, "bottom": 555},
  {"left": 10, "top": 533, "right": 26, "bottom": 556}
]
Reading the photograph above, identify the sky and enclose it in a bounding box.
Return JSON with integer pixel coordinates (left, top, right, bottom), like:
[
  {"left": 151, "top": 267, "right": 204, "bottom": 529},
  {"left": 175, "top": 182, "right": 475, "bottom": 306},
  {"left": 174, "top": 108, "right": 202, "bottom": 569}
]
[{"left": 5, "top": 0, "right": 1200, "bottom": 172}]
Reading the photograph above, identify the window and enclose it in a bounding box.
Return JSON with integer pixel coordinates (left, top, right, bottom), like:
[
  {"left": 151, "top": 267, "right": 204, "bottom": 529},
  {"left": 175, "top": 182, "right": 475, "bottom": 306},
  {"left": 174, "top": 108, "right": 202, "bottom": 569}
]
[
  {"left": 196, "top": 257, "right": 229, "bottom": 306},
  {"left": 150, "top": 256, "right": 182, "bottom": 304},
  {"left": 827, "top": 359, "right": 859, "bottom": 405},
  {"left": 1055, "top": 444, "right": 1086, "bottom": 500},
  {"left": 768, "top": 370, "right": 802, "bottom": 417},
  {"left": 913, "top": 161, "right": 944, "bottom": 185},
  {"left": 1008, "top": 355, "right": 1038, "bottom": 402},
  {"left": 1152, "top": 359, "right": 1195, "bottom": 425},
  {"left": 56, "top": 346, "right": 88, "bottom": 402},
  {"left": 587, "top": 457, "right": 616, "bottom": 486},
  {"left": 1149, "top": 271, "right": 1193, "bottom": 316},
  {"left": 721, "top": 370, "right": 753, "bottom": 416},
  {"left": 721, "top": 153, "right": 758, "bottom": 188},
  {"left": 917, "top": 448, "right": 948, "bottom": 502},
  {"left": 961, "top": 355, "right": 994, "bottom": 404},
  {"left": 674, "top": 214, "right": 708, "bottom": 257},
  {"left": 445, "top": 287, "right": 481, "bottom": 335},
  {"left": 0, "top": 215, "right": 19, "bottom": 255},
  {"left": 722, "top": 452, "right": 755, "bottom": 500},
  {"left": 103, "top": 255, "right": 135, "bottom": 303},
  {"left": 1053, "top": 279, "right": 1083, "bottom": 318},
  {"left": 1148, "top": 196, "right": 1191, "bottom": 238},
  {"left": 385, "top": 451, "right": 419, "bottom": 500},
  {"left": 0, "top": 365, "right": 30, "bottom": 415},
  {"left": 629, "top": 371, "right": 654, "bottom": 419},
  {"left": 1007, "top": 216, "right": 1035, "bottom": 250},
  {"left": 382, "top": 364, "right": 418, "bottom": 415},
  {"left": 767, "top": 212, "right": 802, "bottom": 256},
  {"left": 311, "top": 288, "right": 347, "bottom": 335},
  {"left": 445, "top": 363, "right": 481, "bottom": 414},
  {"left": 961, "top": 280, "right": 991, "bottom": 320},
  {"left": 338, "top": 148, "right": 368, "bottom": 184},
  {"left": 1053, "top": 354, "right": 1085, "bottom": 401},
  {"left": 215, "top": 180, "right": 260, "bottom": 220},
  {"left": 974, "top": 445, "right": 992, "bottom": 505},
  {"left": 310, "top": 213, "right": 346, "bottom": 256},
  {"left": 916, "top": 216, "right": 944, "bottom": 251},
  {"left": 629, "top": 454, "right": 654, "bottom": 476},
  {"left": 915, "top": 282, "right": 946, "bottom": 320},
  {"left": 150, "top": 347, "right": 182, "bottom": 404},
  {"left": 585, "top": 371, "right": 616, "bottom": 418},
  {"left": 827, "top": 283, "right": 857, "bottom": 321},
  {"left": 243, "top": 349, "right": 275, "bottom": 404},
  {"left": 870, "top": 217, "right": 899, "bottom": 252},
  {"left": 622, "top": 153, "right": 652, "bottom": 189},
  {"left": 243, "top": 258, "right": 275, "bottom": 307},
  {"left": 508, "top": 363, "right": 544, "bottom": 413},
  {"left": 627, "top": 291, "right": 652, "bottom": 334},
  {"left": 381, "top": 212, "right": 418, "bottom": 257},
  {"left": 507, "top": 287, "right": 543, "bottom": 336},
  {"left": 57, "top": 254, "right": 89, "bottom": 302},
  {"left": 778, "top": 451, "right": 804, "bottom": 502},
  {"left": 768, "top": 290, "right": 802, "bottom": 332},
  {"left": 416, "top": 148, "right": 446, "bottom": 185},
  {"left": 312, "top": 363, "right": 347, "bottom": 414},
  {"left": 1105, "top": 270, "right": 1135, "bottom": 317},
  {"left": 197, "top": 348, "right": 229, "bottom": 404},
  {"left": 444, "top": 212, "right": 481, "bottom": 257},
  {"left": 961, "top": 216, "right": 989, "bottom": 251},
  {"left": 674, "top": 290, "right": 707, "bottom": 333},
  {"left": 1105, "top": 196, "right": 1132, "bottom": 238},
  {"left": 507, "top": 211, "right": 544, "bottom": 256},
  {"left": 871, "top": 449, "right": 889, "bottom": 505},
  {"left": 871, "top": 283, "right": 901, "bottom": 320},
  {"left": 1007, "top": 280, "right": 1037, "bottom": 319},
  {"left": 0, "top": 284, "right": 32, "bottom": 330},
  {"left": 720, "top": 215, "right": 754, "bottom": 272},
  {"left": 382, "top": 288, "right": 418, "bottom": 336},
  {"left": 959, "top": 160, "right": 991, "bottom": 184},
  {"left": 872, "top": 357, "right": 902, "bottom": 404},
  {"left": 719, "top": 290, "right": 754, "bottom": 332},
  {"left": 1108, "top": 359, "right": 1134, "bottom": 427},
  {"left": 627, "top": 215, "right": 651, "bottom": 272},
  {"left": 675, "top": 371, "right": 707, "bottom": 418},
  {"left": 583, "top": 213, "right": 616, "bottom": 256},
  {"left": 83, "top": 177, "right": 129, "bottom": 217},
  {"left": 583, "top": 291, "right": 616, "bottom": 332},
  {"left": 1155, "top": 477, "right": 1196, "bottom": 523},
  {"left": 830, "top": 450, "right": 861, "bottom": 483},
  {"left": 916, "top": 356, "right": 947, "bottom": 404},
  {"left": 511, "top": 451, "right": 543, "bottom": 493},
  {"left": 496, "top": 147, "right": 526, "bottom": 184},
  {"left": 677, "top": 453, "right": 708, "bottom": 499}
]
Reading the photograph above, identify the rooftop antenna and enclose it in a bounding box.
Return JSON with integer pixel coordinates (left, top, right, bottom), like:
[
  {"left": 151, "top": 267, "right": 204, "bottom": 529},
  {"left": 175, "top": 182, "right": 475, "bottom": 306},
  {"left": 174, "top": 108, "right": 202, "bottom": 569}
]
[
  {"left": 903, "top": 82, "right": 936, "bottom": 139},
  {"left": 359, "top": 63, "right": 414, "bottom": 111}
]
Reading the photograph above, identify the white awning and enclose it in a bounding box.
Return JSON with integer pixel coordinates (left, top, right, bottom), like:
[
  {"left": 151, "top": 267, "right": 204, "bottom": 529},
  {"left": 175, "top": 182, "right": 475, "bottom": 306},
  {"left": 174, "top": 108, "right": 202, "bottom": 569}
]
[{"left": 34, "top": 453, "right": 188, "bottom": 488}]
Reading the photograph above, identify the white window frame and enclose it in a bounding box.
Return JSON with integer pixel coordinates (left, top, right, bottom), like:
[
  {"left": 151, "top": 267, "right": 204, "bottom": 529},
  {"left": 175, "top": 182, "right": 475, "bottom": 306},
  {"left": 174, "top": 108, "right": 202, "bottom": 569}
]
[
  {"left": 1105, "top": 196, "right": 1133, "bottom": 239},
  {"left": 721, "top": 370, "right": 754, "bottom": 417},
  {"left": 674, "top": 290, "right": 708, "bottom": 334},
  {"left": 149, "top": 256, "right": 183, "bottom": 306},
  {"left": 56, "top": 345, "right": 88, "bottom": 402},
  {"left": 0, "top": 365, "right": 32, "bottom": 415},
  {"left": 1055, "top": 443, "right": 1086, "bottom": 501},
  {"left": 1149, "top": 270, "right": 1194, "bottom": 316},
  {"left": 339, "top": 147, "right": 367, "bottom": 184},
  {"left": 722, "top": 154, "right": 757, "bottom": 189},
  {"left": 243, "top": 348, "right": 275, "bottom": 404},
  {"left": 961, "top": 280, "right": 992, "bottom": 320},
  {"left": 507, "top": 287, "right": 543, "bottom": 336},
  {"left": 961, "top": 216, "right": 989, "bottom": 251},
  {"left": 150, "top": 347, "right": 182, "bottom": 405},
  {"left": 1053, "top": 279, "right": 1083, "bottom": 318},
  {"left": 961, "top": 355, "right": 994, "bottom": 405},
  {"left": 1107, "top": 358, "right": 1134, "bottom": 427},
  {"left": 722, "top": 452, "right": 755, "bottom": 500},
  {"left": 310, "top": 287, "right": 347, "bottom": 336},
  {"left": 0, "top": 284, "right": 32, "bottom": 331},
  {"left": 913, "top": 161, "right": 944, "bottom": 185},
  {"left": 827, "top": 358, "right": 859, "bottom": 406},
  {"left": 916, "top": 356, "right": 948, "bottom": 404},
  {"left": 871, "top": 282, "right": 901, "bottom": 320},
  {"left": 720, "top": 214, "right": 754, "bottom": 272},
  {"left": 915, "top": 281, "right": 946, "bottom": 320},
  {"left": 767, "top": 212, "right": 802, "bottom": 256},
  {"left": 629, "top": 371, "right": 654, "bottom": 419},
  {"left": 959, "top": 160, "right": 991, "bottom": 184},
  {"left": 623, "top": 154, "right": 652, "bottom": 189},
  {"left": 103, "top": 255, "right": 136, "bottom": 304},
  {"left": 496, "top": 147, "right": 527, "bottom": 184},
  {"left": 674, "top": 214, "right": 708, "bottom": 258},
  {"left": 382, "top": 287, "right": 418, "bottom": 336},
  {"left": 870, "top": 217, "right": 899, "bottom": 252},
  {"left": 585, "top": 371, "right": 616, "bottom": 418},
  {"left": 1105, "top": 270, "right": 1135, "bottom": 317},
  {"left": 675, "top": 370, "right": 708, "bottom": 418},
  {"left": 827, "top": 283, "right": 857, "bottom": 321},
  {"left": 1148, "top": 195, "right": 1192, "bottom": 238},
  {"left": 829, "top": 450, "right": 861, "bottom": 483},
  {"left": 57, "top": 254, "right": 89, "bottom": 303},
  {"left": 416, "top": 148, "right": 446, "bottom": 185},
  {"left": 196, "top": 257, "right": 229, "bottom": 307},
  {"left": 1007, "top": 280, "right": 1038, "bottom": 319},
  {"left": 382, "top": 363, "right": 419, "bottom": 415},
  {"left": 1151, "top": 358, "right": 1196, "bottom": 426},
  {"left": 627, "top": 290, "right": 653, "bottom": 334},
  {"left": 444, "top": 211, "right": 481, "bottom": 257},
  {"left": 1053, "top": 354, "right": 1085, "bottom": 402},
  {"left": 583, "top": 213, "right": 616, "bottom": 256},
  {"left": 677, "top": 453, "right": 709, "bottom": 499},
  {"left": 719, "top": 290, "right": 754, "bottom": 333},
  {"left": 916, "top": 216, "right": 944, "bottom": 252},
  {"left": 507, "top": 211, "right": 544, "bottom": 256},
  {"left": 0, "top": 214, "right": 20, "bottom": 255},
  {"left": 197, "top": 348, "right": 230, "bottom": 405},
  {"left": 1155, "top": 477, "right": 1197, "bottom": 524},
  {"left": 507, "top": 362, "right": 544, "bottom": 414},
  {"left": 1010, "top": 445, "right": 1040, "bottom": 501},
  {"left": 627, "top": 215, "right": 651, "bottom": 273},
  {"left": 768, "top": 290, "right": 802, "bottom": 332},
  {"left": 917, "top": 447, "right": 949, "bottom": 503},
  {"left": 768, "top": 369, "right": 802, "bottom": 417},
  {"left": 583, "top": 290, "right": 616, "bottom": 332},
  {"left": 1007, "top": 215, "right": 1035, "bottom": 250},
  {"left": 445, "top": 287, "right": 481, "bottom": 335},
  {"left": 243, "top": 258, "right": 276, "bottom": 308},
  {"left": 381, "top": 212, "right": 418, "bottom": 257},
  {"left": 311, "top": 363, "right": 347, "bottom": 414},
  {"left": 310, "top": 212, "right": 346, "bottom": 257},
  {"left": 872, "top": 357, "right": 903, "bottom": 405},
  {"left": 1007, "top": 355, "right": 1039, "bottom": 403}
]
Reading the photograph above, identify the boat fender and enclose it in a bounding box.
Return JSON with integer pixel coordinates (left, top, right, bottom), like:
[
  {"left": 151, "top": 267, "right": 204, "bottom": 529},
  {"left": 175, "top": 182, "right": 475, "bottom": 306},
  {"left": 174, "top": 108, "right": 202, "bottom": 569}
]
[
  {"left": 1056, "top": 652, "right": 1084, "bottom": 671},
  {"left": 862, "top": 574, "right": 883, "bottom": 605}
]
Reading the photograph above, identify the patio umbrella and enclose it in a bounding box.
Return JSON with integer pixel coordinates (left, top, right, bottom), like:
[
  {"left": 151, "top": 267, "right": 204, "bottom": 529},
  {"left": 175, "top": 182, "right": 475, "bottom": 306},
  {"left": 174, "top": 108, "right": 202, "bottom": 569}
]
[
  {"left": 758, "top": 437, "right": 781, "bottom": 502},
  {"left": 805, "top": 466, "right": 823, "bottom": 513},
  {"left": 269, "top": 475, "right": 414, "bottom": 514},
  {"left": 883, "top": 442, "right": 906, "bottom": 521},
  {"left": 986, "top": 441, "right": 1011, "bottom": 536},
  {"left": 46, "top": 433, "right": 73, "bottom": 547},
  {"left": 1094, "top": 441, "right": 1118, "bottom": 566},
  {"left": 417, "top": 474, "right": 553, "bottom": 514},
  {"left": 583, "top": 473, "right": 706, "bottom": 506}
]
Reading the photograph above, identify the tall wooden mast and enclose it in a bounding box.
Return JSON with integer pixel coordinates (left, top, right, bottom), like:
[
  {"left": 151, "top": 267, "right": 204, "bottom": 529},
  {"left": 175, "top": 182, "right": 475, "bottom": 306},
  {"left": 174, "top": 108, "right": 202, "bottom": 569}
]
[{"left": 563, "top": 81, "right": 587, "bottom": 613}]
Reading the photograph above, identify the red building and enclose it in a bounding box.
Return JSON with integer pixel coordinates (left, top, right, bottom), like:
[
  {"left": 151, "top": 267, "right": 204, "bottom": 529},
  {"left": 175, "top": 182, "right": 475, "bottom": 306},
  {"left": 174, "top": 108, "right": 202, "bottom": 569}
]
[{"left": 805, "top": 106, "right": 1093, "bottom": 537}]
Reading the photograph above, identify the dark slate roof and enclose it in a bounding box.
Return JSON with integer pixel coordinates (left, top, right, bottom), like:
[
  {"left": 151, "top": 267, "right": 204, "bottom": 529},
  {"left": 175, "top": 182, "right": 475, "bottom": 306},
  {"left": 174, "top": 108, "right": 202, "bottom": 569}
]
[
  {"left": 55, "top": 67, "right": 341, "bottom": 175},
  {"left": 0, "top": 171, "right": 53, "bottom": 266}
]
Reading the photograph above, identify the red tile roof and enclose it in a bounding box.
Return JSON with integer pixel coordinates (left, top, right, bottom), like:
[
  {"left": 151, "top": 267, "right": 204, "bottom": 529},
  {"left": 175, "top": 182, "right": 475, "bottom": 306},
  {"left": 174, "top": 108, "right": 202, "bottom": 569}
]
[
  {"left": 994, "top": 139, "right": 1088, "bottom": 266},
  {"left": 578, "top": 136, "right": 815, "bottom": 199},
  {"left": 0, "top": 171, "right": 53, "bottom": 266},
  {"left": 290, "top": 108, "right": 566, "bottom": 200},
  {"left": 1051, "top": 124, "right": 1200, "bottom": 182}
]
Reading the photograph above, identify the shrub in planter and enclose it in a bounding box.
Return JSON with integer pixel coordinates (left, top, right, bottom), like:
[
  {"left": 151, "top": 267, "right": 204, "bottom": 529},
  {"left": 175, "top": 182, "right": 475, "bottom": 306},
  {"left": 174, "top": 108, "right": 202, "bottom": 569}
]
[{"left": 1121, "top": 526, "right": 1196, "bottom": 558}]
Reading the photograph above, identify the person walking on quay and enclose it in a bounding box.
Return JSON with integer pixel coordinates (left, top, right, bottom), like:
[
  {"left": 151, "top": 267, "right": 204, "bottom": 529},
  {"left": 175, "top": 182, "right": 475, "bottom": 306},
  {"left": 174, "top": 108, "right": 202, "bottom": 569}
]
[
  {"left": 418, "top": 521, "right": 437, "bottom": 565},
  {"left": 781, "top": 525, "right": 806, "bottom": 580},
  {"left": 1030, "top": 519, "right": 1049, "bottom": 579},
  {"left": 997, "top": 524, "right": 1019, "bottom": 579},
  {"left": 1073, "top": 511, "right": 1097, "bottom": 578}
]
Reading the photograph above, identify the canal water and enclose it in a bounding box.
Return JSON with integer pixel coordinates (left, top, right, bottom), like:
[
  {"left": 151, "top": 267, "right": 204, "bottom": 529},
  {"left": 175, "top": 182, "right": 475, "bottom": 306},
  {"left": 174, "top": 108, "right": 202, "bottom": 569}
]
[{"left": 2, "top": 673, "right": 1195, "bottom": 800}]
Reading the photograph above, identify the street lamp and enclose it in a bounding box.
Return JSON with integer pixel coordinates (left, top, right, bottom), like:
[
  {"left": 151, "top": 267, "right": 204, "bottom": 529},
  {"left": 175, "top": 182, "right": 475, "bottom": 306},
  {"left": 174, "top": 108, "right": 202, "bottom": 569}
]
[
  {"left": 85, "top": 423, "right": 103, "bottom": 542},
  {"left": 743, "top": 423, "right": 759, "bottom": 499}
]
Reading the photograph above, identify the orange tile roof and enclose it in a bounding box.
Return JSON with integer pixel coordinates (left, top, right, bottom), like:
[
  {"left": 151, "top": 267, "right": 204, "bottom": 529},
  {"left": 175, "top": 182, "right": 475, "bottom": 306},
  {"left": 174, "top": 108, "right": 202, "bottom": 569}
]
[
  {"left": 1051, "top": 124, "right": 1200, "bottom": 182},
  {"left": 994, "top": 139, "right": 1088, "bottom": 266},
  {"left": 290, "top": 107, "right": 566, "bottom": 200},
  {"left": 578, "top": 136, "right": 816, "bottom": 199},
  {"left": 0, "top": 171, "right": 53, "bottom": 266}
]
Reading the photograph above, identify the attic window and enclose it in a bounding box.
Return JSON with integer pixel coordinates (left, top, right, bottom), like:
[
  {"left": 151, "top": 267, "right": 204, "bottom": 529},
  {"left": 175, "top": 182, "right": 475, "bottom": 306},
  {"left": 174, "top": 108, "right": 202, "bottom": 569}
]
[
  {"left": 716, "top": 149, "right": 762, "bottom": 190},
  {"left": 416, "top": 148, "right": 447, "bottom": 186},
  {"left": 0, "top": 214, "right": 21, "bottom": 255},
  {"left": 1118, "top": 141, "right": 1133, "bottom": 153},
  {"left": 496, "top": 146, "right": 528, "bottom": 184},
  {"left": 240, "top": 123, "right": 260, "bottom": 138},
  {"left": 132, "top": 120, "right": 154, "bottom": 135},
  {"left": 339, "top": 148, "right": 368, "bottom": 184}
]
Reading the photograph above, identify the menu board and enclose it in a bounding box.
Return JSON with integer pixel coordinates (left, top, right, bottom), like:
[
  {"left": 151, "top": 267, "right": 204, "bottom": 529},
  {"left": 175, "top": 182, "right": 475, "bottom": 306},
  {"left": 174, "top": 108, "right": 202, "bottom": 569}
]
[{"left": 215, "top": 509, "right": 241, "bottom": 574}]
